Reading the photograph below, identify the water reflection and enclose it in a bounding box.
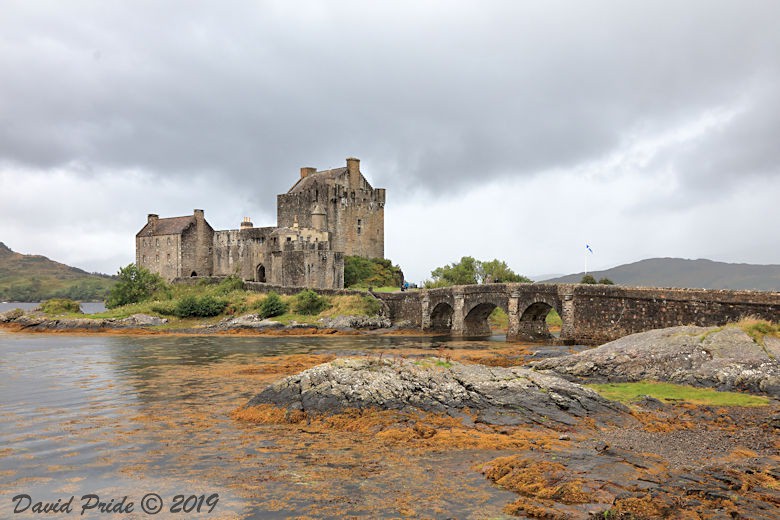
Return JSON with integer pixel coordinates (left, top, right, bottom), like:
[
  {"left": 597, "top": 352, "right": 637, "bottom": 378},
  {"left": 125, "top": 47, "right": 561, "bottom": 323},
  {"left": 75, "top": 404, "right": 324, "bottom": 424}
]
[{"left": 0, "top": 333, "right": 525, "bottom": 519}]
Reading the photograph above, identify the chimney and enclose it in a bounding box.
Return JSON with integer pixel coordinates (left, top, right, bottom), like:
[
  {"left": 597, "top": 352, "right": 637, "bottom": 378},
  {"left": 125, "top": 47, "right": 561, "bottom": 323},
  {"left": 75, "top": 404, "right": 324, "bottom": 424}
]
[
  {"left": 240, "top": 216, "right": 253, "bottom": 229},
  {"left": 194, "top": 209, "right": 204, "bottom": 221},
  {"left": 147, "top": 214, "right": 159, "bottom": 224},
  {"left": 300, "top": 167, "right": 316, "bottom": 179},
  {"left": 346, "top": 157, "right": 360, "bottom": 188}
]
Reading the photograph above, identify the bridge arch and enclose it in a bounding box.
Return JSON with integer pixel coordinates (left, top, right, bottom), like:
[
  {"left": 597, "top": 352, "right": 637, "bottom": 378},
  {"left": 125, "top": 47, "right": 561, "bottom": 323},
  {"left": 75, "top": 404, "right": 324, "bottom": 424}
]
[
  {"left": 462, "top": 295, "right": 509, "bottom": 336},
  {"left": 429, "top": 302, "right": 454, "bottom": 332},
  {"left": 514, "top": 298, "right": 563, "bottom": 342}
]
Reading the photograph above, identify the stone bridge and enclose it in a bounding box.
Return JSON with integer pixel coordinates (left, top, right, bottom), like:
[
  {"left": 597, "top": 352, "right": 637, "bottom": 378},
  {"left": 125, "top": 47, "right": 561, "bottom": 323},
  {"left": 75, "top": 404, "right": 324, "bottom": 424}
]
[{"left": 375, "top": 283, "right": 780, "bottom": 344}]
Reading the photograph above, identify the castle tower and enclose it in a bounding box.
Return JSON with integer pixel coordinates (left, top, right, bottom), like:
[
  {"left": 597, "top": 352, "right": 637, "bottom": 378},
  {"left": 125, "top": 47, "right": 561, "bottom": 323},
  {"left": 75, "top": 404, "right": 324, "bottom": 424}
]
[{"left": 276, "top": 157, "right": 385, "bottom": 259}]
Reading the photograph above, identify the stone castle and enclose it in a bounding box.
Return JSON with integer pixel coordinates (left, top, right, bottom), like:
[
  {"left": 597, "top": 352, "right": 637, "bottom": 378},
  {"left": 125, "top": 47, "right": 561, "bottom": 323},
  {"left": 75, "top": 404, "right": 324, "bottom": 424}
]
[{"left": 135, "top": 158, "right": 385, "bottom": 289}]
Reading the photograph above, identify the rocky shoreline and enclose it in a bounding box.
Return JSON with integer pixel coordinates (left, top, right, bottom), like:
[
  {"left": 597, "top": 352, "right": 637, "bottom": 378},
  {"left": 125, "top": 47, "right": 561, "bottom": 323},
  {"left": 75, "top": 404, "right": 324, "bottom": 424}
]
[
  {"left": 531, "top": 325, "right": 780, "bottom": 397},
  {"left": 0, "top": 308, "right": 398, "bottom": 335}
]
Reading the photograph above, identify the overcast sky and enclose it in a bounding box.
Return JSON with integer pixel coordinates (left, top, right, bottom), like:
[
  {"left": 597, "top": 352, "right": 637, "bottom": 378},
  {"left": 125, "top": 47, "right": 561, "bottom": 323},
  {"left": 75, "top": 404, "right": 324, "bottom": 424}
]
[{"left": 1, "top": 1, "right": 779, "bottom": 283}]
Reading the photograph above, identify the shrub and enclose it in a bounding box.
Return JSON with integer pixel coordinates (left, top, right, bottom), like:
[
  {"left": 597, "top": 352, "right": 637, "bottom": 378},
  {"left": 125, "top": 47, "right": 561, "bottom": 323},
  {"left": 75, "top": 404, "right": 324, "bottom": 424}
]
[
  {"left": 174, "top": 295, "right": 227, "bottom": 318},
  {"left": 257, "top": 292, "right": 288, "bottom": 319},
  {"left": 150, "top": 300, "right": 178, "bottom": 316},
  {"left": 39, "top": 298, "right": 82, "bottom": 314},
  {"left": 215, "top": 275, "right": 245, "bottom": 295},
  {"left": 361, "top": 295, "right": 382, "bottom": 316},
  {"left": 293, "top": 289, "right": 331, "bottom": 315},
  {"left": 106, "top": 264, "right": 168, "bottom": 309},
  {"left": 344, "top": 256, "right": 404, "bottom": 288},
  {"left": 580, "top": 275, "right": 597, "bottom": 284},
  {"left": 598, "top": 277, "right": 615, "bottom": 285}
]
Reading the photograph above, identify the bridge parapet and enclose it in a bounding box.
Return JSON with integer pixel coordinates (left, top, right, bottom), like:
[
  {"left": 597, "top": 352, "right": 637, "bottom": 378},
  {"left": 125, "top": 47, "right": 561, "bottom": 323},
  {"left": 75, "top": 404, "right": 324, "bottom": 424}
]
[{"left": 374, "top": 284, "right": 780, "bottom": 344}]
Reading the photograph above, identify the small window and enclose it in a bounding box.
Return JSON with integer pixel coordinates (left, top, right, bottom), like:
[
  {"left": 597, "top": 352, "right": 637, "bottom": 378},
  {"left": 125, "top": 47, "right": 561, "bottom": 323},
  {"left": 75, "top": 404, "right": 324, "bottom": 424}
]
[
  {"left": 142, "top": 255, "right": 147, "bottom": 263},
  {"left": 287, "top": 237, "right": 292, "bottom": 242},
  {"left": 155, "top": 254, "right": 159, "bottom": 262},
  {"left": 155, "top": 238, "right": 159, "bottom": 247},
  {"left": 357, "top": 226, "right": 362, "bottom": 235},
  {"left": 167, "top": 238, "right": 171, "bottom": 245}
]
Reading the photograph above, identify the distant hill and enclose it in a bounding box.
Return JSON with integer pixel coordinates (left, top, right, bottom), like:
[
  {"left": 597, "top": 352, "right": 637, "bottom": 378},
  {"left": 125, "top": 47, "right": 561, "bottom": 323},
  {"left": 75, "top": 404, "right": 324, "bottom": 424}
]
[
  {"left": 0, "top": 242, "right": 115, "bottom": 302},
  {"left": 541, "top": 258, "right": 780, "bottom": 291}
]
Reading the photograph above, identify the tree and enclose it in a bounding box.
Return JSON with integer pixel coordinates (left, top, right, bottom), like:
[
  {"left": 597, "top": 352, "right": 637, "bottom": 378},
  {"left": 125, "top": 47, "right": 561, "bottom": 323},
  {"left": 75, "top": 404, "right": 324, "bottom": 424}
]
[
  {"left": 105, "top": 264, "right": 168, "bottom": 309},
  {"left": 598, "top": 277, "right": 615, "bottom": 285},
  {"left": 428, "top": 256, "right": 480, "bottom": 287},
  {"left": 478, "top": 259, "right": 532, "bottom": 283},
  {"left": 344, "top": 256, "right": 404, "bottom": 288},
  {"left": 580, "top": 274, "right": 597, "bottom": 284},
  {"left": 426, "top": 257, "right": 532, "bottom": 287}
]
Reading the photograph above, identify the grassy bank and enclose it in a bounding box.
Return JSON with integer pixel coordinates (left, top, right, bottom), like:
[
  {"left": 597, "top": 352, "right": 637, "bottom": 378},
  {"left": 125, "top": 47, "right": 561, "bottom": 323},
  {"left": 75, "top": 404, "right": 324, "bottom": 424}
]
[
  {"left": 587, "top": 381, "right": 770, "bottom": 407},
  {"left": 35, "top": 278, "right": 382, "bottom": 327}
]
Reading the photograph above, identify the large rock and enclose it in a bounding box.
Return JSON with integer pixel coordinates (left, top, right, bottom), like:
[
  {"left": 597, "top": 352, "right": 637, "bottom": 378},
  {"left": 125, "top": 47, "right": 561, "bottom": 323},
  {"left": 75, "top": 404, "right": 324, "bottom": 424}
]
[
  {"left": 531, "top": 326, "right": 780, "bottom": 396},
  {"left": 118, "top": 314, "right": 168, "bottom": 326},
  {"left": 318, "top": 315, "right": 391, "bottom": 329},
  {"left": 245, "top": 357, "right": 630, "bottom": 426}
]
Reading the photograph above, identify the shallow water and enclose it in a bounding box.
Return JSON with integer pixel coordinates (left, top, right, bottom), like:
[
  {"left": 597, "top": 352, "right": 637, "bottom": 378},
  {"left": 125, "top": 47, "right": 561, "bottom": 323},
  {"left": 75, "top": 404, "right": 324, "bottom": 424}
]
[
  {"left": 0, "top": 302, "right": 106, "bottom": 314},
  {"left": 0, "top": 333, "right": 531, "bottom": 519}
]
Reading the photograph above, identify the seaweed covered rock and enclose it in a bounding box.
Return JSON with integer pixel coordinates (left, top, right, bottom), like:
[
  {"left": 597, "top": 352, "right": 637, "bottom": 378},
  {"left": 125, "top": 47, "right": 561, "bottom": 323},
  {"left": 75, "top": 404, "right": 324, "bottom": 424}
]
[
  {"left": 245, "top": 357, "right": 630, "bottom": 426},
  {"left": 531, "top": 326, "right": 780, "bottom": 396}
]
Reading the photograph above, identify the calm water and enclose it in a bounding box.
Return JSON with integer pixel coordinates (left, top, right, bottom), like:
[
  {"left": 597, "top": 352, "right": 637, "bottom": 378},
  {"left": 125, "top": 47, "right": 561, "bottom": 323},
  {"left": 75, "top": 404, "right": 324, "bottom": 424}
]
[
  {"left": 0, "top": 302, "right": 107, "bottom": 314},
  {"left": 0, "top": 332, "right": 520, "bottom": 519}
]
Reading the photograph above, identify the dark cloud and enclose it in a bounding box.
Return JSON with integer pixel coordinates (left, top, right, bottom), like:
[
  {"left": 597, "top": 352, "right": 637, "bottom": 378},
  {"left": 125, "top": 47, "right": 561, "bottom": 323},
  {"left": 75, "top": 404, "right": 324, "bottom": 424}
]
[
  {"left": 2, "top": 1, "right": 780, "bottom": 276},
  {"left": 2, "top": 1, "right": 779, "bottom": 207}
]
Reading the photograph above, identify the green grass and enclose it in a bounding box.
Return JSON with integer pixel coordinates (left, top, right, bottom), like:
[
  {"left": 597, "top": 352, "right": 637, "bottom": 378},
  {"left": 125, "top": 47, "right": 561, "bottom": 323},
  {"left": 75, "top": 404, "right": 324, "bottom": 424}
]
[
  {"left": 76, "top": 283, "right": 383, "bottom": 329},
  {"left": 587, "top": 381, "right": 770, "bottom": 407}
]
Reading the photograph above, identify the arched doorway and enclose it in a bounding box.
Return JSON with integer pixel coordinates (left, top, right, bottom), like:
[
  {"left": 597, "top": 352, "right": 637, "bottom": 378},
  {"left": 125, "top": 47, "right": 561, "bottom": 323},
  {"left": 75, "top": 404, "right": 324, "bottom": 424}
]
[
  {"left": 429, "top": 302, "right": 454, "bottom": 332},
  {"left": 256, "top": 264, "right": 266, "bottom": 283},
  {"left": 190, "top": 271, "right": 197, "bottom": 277}
]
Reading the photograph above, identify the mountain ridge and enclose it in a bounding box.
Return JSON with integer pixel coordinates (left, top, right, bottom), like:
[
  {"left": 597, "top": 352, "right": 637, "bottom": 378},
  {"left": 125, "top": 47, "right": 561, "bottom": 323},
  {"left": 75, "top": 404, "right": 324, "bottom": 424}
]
[
  {"left": 0, "top": 242, "right": 115, "bottom": 301},
  {"left": 542, "top": 257, "right": 780, "bottom": 291}
]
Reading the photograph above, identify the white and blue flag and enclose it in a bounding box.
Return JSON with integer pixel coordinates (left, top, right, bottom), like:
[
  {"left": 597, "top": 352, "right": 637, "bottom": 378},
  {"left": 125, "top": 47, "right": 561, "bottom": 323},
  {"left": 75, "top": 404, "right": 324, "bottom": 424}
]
[{"left": 586, "top": 244, "right": 593, "bottom": 254}]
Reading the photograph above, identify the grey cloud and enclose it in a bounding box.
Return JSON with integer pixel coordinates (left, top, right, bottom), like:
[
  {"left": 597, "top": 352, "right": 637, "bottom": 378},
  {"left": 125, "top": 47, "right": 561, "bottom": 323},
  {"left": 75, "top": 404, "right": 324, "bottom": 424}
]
[{"left": 1, "top": 0, "right": 779, "bottom": 212}]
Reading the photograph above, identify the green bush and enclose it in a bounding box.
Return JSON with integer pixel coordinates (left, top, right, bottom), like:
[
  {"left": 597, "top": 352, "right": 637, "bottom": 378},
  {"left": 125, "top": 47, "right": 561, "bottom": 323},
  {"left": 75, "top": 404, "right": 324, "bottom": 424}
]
[
  {"left": 215, "top": 275, "right": 245, "bottom": 295},
  {"left": 580, "top": 274, "right": 597, "bottom": 284},
  {"left": 361, "top": 295, "right": 382, "bottom": 316},
  {"left": 150, "top": 300, "right": 178, "bottom": 316},
  {"left": 174, "top": 295, "right": 227, "bottom": 318},
  {"left": 344, "top": 256, "right": 404, "bottom": 288},
  {"left": 39, "top": 298, "right": 82, "bottom": 314},
  {"left": 106, "top": 264, "right": 168, "bottom": 309},
  {"left": 598, "top": 277, "right": 615, "bottom": 285},
  {"left": 257, "top": 292, "right": 288, "bottom": 319},
  {"left": 293, "top": 289, "right": 331, "bottom": 315}
]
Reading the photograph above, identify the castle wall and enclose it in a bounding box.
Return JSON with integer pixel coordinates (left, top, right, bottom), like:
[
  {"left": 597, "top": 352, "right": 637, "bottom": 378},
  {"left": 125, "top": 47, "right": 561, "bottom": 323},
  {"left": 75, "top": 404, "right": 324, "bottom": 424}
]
[
  {"left": 212, "top": 227, "right": 274, "bottom": 281},
  {"left": 136, "top": 234, "right": 181, "bottom": 281}
]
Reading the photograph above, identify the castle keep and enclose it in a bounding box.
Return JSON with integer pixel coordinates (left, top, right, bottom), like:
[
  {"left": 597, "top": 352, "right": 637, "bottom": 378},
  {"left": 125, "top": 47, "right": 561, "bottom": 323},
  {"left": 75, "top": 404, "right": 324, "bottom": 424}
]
[{"left": 135, "top": 158, "right": 385, "bottom": 289}]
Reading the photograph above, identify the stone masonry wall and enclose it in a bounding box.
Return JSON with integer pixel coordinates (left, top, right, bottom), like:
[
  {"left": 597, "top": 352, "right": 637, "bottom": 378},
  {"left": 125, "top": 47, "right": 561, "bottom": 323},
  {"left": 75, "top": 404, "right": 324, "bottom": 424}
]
[
  {"left": 569, "top": 285, "right": 780, "bottom": 344},
  {"left": 136, "top": 233, "right": 181, "bottom": 281}
]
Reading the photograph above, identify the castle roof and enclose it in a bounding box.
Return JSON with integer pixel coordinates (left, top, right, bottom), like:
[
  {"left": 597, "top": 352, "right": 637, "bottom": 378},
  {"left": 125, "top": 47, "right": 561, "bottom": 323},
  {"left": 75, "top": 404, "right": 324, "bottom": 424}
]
[
  {"left": 136, "top": 216, "right": 195, "bottom": 237},
  {"left": 287, "top": 167, "right": 348, "bottom": 194},
  {"left": 287, "top": 167, "right": 375, "bottom": 194}
]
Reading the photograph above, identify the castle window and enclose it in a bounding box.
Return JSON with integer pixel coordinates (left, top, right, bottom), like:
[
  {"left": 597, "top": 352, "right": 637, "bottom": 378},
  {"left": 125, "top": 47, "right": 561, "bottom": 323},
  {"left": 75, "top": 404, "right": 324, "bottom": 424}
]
[
  {"left": 156, "top": 238, "right": 159, "bottom": 247},
  {"left": 287, "top": 237, "right": 292, "bottom": 242},
  {"left": 167, "top": 238, "right": 171, "bottom": 245},
  {"left": 155, "top": 254, "right": 159, "bottom": 262},
  {"left": 142, "top": 255, "right": 147, "bottom": 263},
  {"left": 167, "top": 253, "right": 171, "bottom": 262}
]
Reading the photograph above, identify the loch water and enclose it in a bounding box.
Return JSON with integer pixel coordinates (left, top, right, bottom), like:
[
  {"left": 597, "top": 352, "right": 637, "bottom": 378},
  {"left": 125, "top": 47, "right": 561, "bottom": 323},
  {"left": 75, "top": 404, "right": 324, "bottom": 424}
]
[{"left": 0, "top": 332, "right": 524, "bottom": 519}]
